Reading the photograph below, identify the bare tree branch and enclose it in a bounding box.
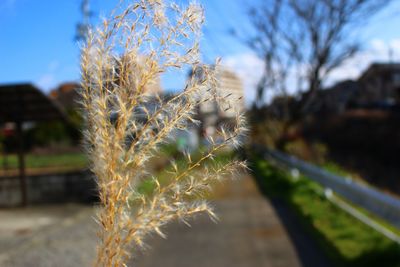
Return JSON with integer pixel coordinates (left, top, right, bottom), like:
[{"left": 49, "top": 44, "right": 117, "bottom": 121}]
[{"left": 245, "top": 0, "right": 392, "bottom": 116}]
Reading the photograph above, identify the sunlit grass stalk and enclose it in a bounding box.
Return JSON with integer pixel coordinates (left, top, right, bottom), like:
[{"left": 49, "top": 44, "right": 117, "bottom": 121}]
[{"left": 79, "top": 1, "right": 247, "bottom": 266}]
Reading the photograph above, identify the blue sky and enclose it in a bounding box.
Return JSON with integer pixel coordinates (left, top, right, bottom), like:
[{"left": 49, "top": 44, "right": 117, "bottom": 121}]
[{"left": 0, "top": 0, "right": 399, "bottom": 104}]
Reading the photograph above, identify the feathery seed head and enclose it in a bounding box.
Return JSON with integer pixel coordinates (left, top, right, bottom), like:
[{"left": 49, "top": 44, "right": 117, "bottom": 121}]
[{"left": 80, "top": 1, "right": 247, "bottom": 266}]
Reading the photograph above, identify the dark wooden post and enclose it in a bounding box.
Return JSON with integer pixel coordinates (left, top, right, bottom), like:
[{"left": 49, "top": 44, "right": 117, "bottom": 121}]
[{"left": 16, "top": 121, "right": 27, "bottom": 206}]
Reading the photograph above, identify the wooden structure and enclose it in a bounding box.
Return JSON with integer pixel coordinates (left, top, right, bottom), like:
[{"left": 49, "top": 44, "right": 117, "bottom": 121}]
[{"left": 0, "top": 83, "right": 66, "bottom": 206}]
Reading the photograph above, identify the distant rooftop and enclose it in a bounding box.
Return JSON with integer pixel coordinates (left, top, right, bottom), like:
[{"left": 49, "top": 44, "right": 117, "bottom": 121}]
[
  {"left": 359, "top": 62, "right": 400, "bottom": 81},
  {"left": 0, "top": 83, "right": 66, "bottom": 123}
]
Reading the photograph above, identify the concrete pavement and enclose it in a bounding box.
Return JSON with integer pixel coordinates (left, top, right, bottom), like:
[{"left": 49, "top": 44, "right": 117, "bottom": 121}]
[{"left": 0, "top": 176, "right": 322, "bottom": 267}]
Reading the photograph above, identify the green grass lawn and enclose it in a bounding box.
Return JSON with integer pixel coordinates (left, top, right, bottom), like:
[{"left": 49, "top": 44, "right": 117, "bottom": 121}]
[
  {"left": 0, "top": 153, "right": 88, "bottom": 170},
  {"left": 320, "top": 160, "right": 400, "bottom": 236},
  {"left": 251, "top": 156, "right": 400, "bottom": 267},
  {"left": 137, "top": 149, "right": 234, "bottom": 197}
]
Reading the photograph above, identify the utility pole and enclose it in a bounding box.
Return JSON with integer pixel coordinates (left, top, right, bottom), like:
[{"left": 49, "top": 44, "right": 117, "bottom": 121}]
[{"left": 76, "top": 0, "right": 92, "bottom": 42}]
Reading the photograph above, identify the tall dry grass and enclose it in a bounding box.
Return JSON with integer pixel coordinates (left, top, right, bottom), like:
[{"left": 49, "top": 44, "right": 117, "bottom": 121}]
[{"left": 79, "top": 1, "right": 246, "bottom": 266}]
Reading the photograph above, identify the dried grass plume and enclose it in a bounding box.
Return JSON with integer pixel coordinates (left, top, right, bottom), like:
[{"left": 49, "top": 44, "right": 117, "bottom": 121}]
[{"left": 79, "top": 0, "right": 247, "bottom": 266}]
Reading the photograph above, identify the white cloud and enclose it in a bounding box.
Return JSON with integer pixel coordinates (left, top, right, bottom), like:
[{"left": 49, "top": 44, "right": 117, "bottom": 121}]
[
  {"left": 326, "top": 38, "right": 400, "bottom": 86},
  {"left": 35, "top": 74, "right": 56, "bottom": 90},
  {"left": 34, "top": 60, "right": 61, "bottom": 91},
  {"left": 222, "top": 53, "right": 308, "bottom": 104},
  {"left": 221, "top": 39, "right": 400, "bottom": 105}
]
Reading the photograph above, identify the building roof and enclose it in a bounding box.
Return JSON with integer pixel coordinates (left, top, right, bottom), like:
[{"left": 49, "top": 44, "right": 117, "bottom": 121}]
[
  {"left": 359, "top": 63, "right": 400, "bottom": 81},
  {"left": 49, "top": 82, "right": 81, "bottom": 110},
  {"left": 0, "top": 83, "right": 67, "bottom": 123}
]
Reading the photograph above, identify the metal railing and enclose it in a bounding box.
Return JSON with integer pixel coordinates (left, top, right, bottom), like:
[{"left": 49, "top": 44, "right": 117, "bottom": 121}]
[{"left": 263, "top": 149, "right": 400, "bottom": 231}]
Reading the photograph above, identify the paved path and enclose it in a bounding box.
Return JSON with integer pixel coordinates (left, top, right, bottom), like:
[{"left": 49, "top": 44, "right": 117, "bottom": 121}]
[
  {"left": 0, "top": 205, "right": 97, "bottom": 267},
  {"left": 0, "top": 176, "right": 314, "bottom": 267},
  {"left": 134, "top": 176, "right": 302, "bottom": 267}
]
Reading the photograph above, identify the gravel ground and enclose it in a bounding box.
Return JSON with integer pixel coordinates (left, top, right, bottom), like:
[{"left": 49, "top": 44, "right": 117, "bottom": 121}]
[
  {"left": 0, "top": 205, "right": 97, "bottom": 267},
  {"left": 0, "top": 176, "right": 319, "bottom": 267}
]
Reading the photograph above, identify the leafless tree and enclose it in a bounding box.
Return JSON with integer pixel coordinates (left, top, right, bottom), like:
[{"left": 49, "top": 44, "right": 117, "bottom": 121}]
[{"left": 245, "top": 0, "right": 392, "bottom": 115}]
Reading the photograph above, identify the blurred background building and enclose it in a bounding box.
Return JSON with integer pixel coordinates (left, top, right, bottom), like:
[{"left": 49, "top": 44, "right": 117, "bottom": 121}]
[
  {"left": 191, "top": 65, "right": 244, "bottom": 138},
  {"left": 358, "top": 63, "right": 400, "bottom": 105}
]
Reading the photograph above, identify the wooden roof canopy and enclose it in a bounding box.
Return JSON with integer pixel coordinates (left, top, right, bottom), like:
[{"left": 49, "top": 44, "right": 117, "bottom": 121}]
[
  {"left": 0, "top": 83, "right": 67, "bottom": 206},
  {"left": 0, "top": 83, "right": 66, "bottom": 123}
]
